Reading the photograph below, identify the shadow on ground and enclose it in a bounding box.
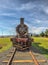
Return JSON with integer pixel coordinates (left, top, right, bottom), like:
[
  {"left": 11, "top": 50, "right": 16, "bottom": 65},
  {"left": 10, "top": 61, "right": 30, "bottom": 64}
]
[
  {"left": 15, "top": 42, "right": 48, "bottom": 58},
  {"left": 31, "top": 42, "right": 48, "bottom": 57}
]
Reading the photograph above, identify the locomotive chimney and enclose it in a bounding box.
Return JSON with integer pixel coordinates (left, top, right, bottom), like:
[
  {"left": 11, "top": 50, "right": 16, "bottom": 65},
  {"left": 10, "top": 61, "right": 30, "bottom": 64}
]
[{"left": 20, "top": 18, "right": 24, "bottom": 24}]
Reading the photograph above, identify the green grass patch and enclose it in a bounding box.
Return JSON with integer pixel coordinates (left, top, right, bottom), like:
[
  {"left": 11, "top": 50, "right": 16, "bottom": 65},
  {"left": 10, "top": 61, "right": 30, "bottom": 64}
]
[
  {"left": 32, "top": 37, "right": 48, "bottom": 58},
  {"left": 0, "top": 37, "right": 12, "bottom": 52}
]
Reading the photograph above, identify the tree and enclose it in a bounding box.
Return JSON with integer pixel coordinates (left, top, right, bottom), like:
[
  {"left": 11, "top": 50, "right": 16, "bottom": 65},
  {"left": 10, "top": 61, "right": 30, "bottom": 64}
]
[
  {"left": 40, "top": 32, "right": 45, "bottom": 37},
  {"left": 45, "top": 29, "right": 48, "bottom": 37}
]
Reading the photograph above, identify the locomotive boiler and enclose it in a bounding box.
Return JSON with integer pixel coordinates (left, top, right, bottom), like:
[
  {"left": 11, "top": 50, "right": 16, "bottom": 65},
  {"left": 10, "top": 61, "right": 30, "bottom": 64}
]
[{"left": 11, "top": 18, "right": 33, "bottom": 50}]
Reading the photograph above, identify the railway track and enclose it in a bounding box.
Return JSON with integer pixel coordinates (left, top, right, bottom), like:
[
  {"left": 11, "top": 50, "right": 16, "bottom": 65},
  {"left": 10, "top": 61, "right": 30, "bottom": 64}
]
[{"left": 2, "top": 47, "right": 47, "bottom": 65}]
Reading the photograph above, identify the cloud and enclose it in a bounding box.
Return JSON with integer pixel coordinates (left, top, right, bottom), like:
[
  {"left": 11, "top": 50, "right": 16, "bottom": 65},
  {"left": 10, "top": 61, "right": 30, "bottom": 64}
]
[
  {"left": 0, "top": 0, "right": 37, "bottom": 11},
  {"left": 35, "top": 19, "right": 41, "bottom": 23},
  {"left": 0, "top": 13, "right": 16, "bottom": 16},
  {"left": 15, "top": 2, "right": 36, "bottom": 11},
  {"left": 29, "top": 26, "right": 48, "bottom": 34},
  {"left": 0, "top": 0, "right": 48, "bottom": 35},
  {"left": 43, "top": 7, "right": 48, "bottom": 14}
]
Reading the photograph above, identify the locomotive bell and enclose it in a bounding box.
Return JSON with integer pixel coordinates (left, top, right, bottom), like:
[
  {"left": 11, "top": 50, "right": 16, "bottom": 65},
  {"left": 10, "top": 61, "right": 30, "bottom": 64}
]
[{"left": 20, "top": 18, "right": 24, "bottom": 24}]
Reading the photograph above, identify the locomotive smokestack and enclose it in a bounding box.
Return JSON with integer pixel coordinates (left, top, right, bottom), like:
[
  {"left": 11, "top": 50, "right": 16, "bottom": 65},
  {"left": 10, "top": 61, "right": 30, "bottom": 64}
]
[{"left": 20, "top": 18, "right": 24, "bottom": 24}]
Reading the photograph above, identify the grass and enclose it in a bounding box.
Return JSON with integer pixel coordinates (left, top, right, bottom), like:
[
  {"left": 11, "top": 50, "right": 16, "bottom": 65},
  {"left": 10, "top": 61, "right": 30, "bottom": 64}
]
[
  {"left": 32, "top": 37, "right": 48, "bottom": 58},
  {"left": 0, "top": 37, "right": 12, "bottom": 52}
]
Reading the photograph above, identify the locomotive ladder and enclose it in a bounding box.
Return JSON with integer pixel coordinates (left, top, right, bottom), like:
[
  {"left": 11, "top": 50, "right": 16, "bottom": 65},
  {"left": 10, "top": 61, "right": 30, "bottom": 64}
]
[{"left": 2, "top": 47, "right": 47, "bottom": 65}]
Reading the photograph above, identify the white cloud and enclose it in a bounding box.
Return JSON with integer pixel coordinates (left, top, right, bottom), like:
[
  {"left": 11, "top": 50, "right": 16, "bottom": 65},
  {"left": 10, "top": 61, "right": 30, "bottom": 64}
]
[
  {"left": 15, "top": 2, "right": 36, "bottom": 11},
  {"left": 36, "top": 19, "right": 41, "bottom": 23},
  {"left": 29, "top": 26, "right": 48, "bottom": 34},
  {"left": 34, "top": 19, "right": 48, "bottom": 24},
  {"left": 43, "top": 6, "right": 48, "bottom": 14},
  {"left": 0, "top": 13, "right": 16, "bottom": 16}
]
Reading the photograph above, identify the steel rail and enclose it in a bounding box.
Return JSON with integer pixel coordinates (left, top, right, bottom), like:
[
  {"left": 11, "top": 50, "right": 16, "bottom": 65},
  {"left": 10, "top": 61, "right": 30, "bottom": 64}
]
[
  {"left": 29, "top": 50, "right": 40, "bottom": 65},
  {"left": 7, "top": 47, "right": 16, "bottom": 65}
]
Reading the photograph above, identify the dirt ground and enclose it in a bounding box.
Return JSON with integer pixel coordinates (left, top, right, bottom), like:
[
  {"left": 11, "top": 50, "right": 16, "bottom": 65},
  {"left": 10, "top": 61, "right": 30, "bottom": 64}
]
[{"left": 0, "top": 46, "right": 48, "bottom": 65}]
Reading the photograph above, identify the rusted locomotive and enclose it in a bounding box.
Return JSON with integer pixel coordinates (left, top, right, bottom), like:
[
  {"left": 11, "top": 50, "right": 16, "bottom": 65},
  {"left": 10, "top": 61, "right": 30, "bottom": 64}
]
[{"left": 11, "top": 18, "right": 33, "bottom": 50}]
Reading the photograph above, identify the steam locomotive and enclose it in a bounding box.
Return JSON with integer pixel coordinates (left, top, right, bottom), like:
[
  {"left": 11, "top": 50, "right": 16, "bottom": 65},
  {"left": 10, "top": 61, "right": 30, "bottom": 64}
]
[{"left": 11, "top": 18, "right": 33, "bottom": 50}]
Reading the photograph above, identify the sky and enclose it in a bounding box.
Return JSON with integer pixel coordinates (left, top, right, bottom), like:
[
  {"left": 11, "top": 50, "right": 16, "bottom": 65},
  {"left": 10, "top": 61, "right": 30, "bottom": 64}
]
[{"left": 0, "top": 0, "right": 48, "bottom": 36}]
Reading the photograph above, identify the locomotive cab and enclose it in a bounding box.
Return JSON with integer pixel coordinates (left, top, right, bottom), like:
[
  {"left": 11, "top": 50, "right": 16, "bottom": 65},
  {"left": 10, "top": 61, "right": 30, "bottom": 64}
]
[{"left": 11, "top": 18, "right": 33, "bottom": 50}]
